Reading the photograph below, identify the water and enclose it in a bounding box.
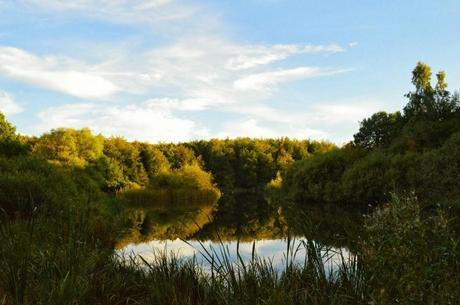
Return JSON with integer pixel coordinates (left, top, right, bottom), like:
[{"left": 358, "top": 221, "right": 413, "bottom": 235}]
[
  {"left": 117, "top": 238, "right": 351, "bottom": 273},
  {"left": 116, "top": 191, "right": 362, "bottom": 272}
]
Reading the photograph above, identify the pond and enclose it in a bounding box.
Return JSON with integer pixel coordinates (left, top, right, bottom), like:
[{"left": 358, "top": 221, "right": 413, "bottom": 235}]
[
  {"left": 116, "top": 191, "right": 364, "bottom": 272},
  {"left": 117, "top": 238, "right": 351, "bottom": 273}
]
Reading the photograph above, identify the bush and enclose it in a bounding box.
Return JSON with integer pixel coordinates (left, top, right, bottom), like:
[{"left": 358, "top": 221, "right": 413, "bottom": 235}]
[
  {"left": 0, "top": 155, "right": 79, "bottom": 217},
  {"left": 414, "top": 131, "right": 460, "bottom": 203},
  {"left": 282, "top": 148, "right": 362, "bottom": 205},
  {"left": 362, "top": 196, "right": 460, "bottom": 304},
  {"left": 341, "top": 152, "right": 392, "bottom": 204}
]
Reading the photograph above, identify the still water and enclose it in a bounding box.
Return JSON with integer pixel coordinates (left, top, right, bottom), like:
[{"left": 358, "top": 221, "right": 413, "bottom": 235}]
[
  {"left": 116, "top": 191, "right": 361, "bottom": 271},
  {"left": 117, "top": 238, "right": 350, "bottom": 272}
]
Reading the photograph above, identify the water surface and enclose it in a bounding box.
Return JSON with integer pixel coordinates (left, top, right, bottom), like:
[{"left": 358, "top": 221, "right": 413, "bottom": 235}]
[
  {"left": 117, "top": 238, "right": 350, "bottom": 272},
  {"left": 116, "top": 191, "right": 362, "bottom": 271}
]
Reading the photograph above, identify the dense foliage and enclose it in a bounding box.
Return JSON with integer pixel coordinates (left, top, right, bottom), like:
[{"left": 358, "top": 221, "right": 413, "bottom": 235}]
[
  {"left": 188, "top": 138, "right": 335, "bottom": 191},
  {"left": 281, "top": 62, "right": 460, "bottom": 206},
  {"left": 362, "top": 196, "right": 460, "bottom": 304}
]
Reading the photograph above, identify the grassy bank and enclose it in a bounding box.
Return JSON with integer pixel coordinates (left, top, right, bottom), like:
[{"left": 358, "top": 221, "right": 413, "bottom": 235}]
[{"left": 1, "top": 195, "right": 459, "bottom": 305}]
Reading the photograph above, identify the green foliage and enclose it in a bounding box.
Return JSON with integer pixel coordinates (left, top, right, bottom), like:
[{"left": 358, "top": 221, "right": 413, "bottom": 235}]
[
  {"left": 0, "top": 112, "right": 28, "bottom": 156},
  {"left": 151, "top": 164, "right": 216, "bottom": 190},
  {"left": 280, "top": 62, "right": 460, "bottom": 207},
  {"left": 413, "top": 131, "right": 460, "bottom": 203},
  {"left": 404, "top": 61, "right": 459, "bottom": 121},
  {"left": 341, "top": 152, "right": 392, "bottom": 204},
  {"left": 83, "top": 156, "right": 127, "bottom": 193},
  {"left": 0, "top": 111, "right": 17, "bottom": 141},
  {"left": 33, "top": 128, "right": 104, "bottom": 167},
  {"left": 0, "top": 155, "right": 80, "bottom": 217},
  {"left": 2, "top": 86, "right": 460, "bottom": 304},
  {"left": 362, "top": 196, "right": 460, "bottom": 304},
  {"left": 103, "top": 137, "right": 149, "bottom": 188},
  {"left": 157, "top": 144, "right": 198, "bottom": 169},
  {"left": 189, "top": 138, "right": 335, "bottom": 190},
  {"left": 353, "top": 111, "right": 403, "bottom": 150},
  {"left": 138, "top": 143, "right": 170, "bottom": 179},
  {"left": 121, "top": 164, "right": 221, "bottom": 209},
  {"left": 282, "top": 148, "right": 362, "bottom": 204}
]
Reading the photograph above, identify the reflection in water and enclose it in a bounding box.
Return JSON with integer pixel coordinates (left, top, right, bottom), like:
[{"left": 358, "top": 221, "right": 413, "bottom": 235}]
[
  {"left": 117, "top": 238, "right": 351, "bottom": 273},
  {"left": 194, "top": 190, "right": 288, "bottom": 241},
  {"left": 117, "top": 191, "right": 364, "bottom": 268},
  {"left": 116, "top": 205, "right": 216, "bottom": 248}
]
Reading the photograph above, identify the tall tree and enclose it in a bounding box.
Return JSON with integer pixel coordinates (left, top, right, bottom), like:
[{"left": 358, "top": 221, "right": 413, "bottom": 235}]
[
  {"left": 404, "top": 62, "right": 435, "bottom": 118},
  {"left": 0, "top": 112, "right": 17, "bottom": 142}
]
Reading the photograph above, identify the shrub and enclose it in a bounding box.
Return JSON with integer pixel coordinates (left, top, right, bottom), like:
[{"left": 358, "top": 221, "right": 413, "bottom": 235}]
[{"left": 362, "top": 196, "right": 460, "bottom": 304}]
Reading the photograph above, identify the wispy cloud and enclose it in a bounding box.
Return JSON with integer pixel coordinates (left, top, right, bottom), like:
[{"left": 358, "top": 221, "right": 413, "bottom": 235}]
[
  {"left": 0, "top": 91, "right": 23, "bottom": 115},
  {"left": 234, "top": 67, "right": 349, "bottom": 91},
  {"left": 1, "top": 0, "right": 362, "bottom": 143},
  {"left": 348, "top": 41, "right": 359, "bottom": 47},
  {"left": 22, "top": 0, "right": 196, "bottom": 24},
  {"left": 226, "top": 44, "right": 344, "bottom": 70},
  {"left": 220, "top": 97, "right": 384, "bottom": 144},
  {"left": 136, "top": 37, "right": 351, "bottom": 108},
  {"left": 0, "top": 40, "right": 350, "bottom": 106},
  {"left": 0, "top": 47, "right": 119, "bottom": 98},
  {"left": 217, "top": 118, "right": 329, "bottom": 140},
  {"left": 36, "top": 102, "right": 209, "bottom": 143}
]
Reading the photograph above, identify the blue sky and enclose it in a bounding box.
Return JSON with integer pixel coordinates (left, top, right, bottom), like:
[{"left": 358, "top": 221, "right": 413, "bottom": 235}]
[{"left": 0, "top": 0, "right": 459, "bottom": 144}]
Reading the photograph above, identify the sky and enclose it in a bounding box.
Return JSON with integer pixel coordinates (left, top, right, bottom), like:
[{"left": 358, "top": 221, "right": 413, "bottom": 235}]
[{"left": 0, "top": 0, "right": 459, "bottom": 144}]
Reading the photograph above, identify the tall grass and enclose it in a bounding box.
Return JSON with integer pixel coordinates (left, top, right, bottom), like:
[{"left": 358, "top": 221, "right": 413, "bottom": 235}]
[
  {"left": 1, "top": 207, "right": 365, "bottom": 305},
  {"left": 1, "top": 195, "right": 459, "bottom": 304},
  {"left": 113, "top": 238, "right": 366, "bottom": 305}
]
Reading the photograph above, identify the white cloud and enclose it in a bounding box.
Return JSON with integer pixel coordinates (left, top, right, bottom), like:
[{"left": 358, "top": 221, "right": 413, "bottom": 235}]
[
  {"left": 145, "top": 97, "right": 219, "bottom": 111},
  {"left": 220, "top": 98, "right": 384, "bottom": 144},
  {"left": 126, "top": 37, "right": 350, "bottom": 108},
  {"left": 234, "top": 67, "right": 349, "bottom": 91},
  {"left": 23, "top": 0, "right": 195, "bottom": 24},
  {"left": 310, "top": 102, "right": 378, "bottom": 124},
  {"left": 226, "top": 44, "right": 344, "bottom": 71},
  {"left": 348, "top": 41, "right": 359, "bottom": 47},
  {"left": 0, "top": 40, "right": 349, "bottom": 106},
  {"left": 0, "top": 47, "right": 119, "bottom": 98},
  {"left": 36, "top": 102, "right": 208, "bottom": 143},
  {"left": 217, "top": 118, "right": 328, "bottom": 140},
  {"left": 0, "top": 91, "right": 23, "bottom": 115},
  {"left": 0, "top": 1, "right": 359, "bottom": 143}
]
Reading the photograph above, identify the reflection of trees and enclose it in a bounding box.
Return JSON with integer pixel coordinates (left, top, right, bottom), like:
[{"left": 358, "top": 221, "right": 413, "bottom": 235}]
[
  {"left": 116, "top": 191, "right": 366, "bottom": 250},
  {"left": 115, "top": 205, "right": 216, "bottom": 248},
  {"left": 194, "top": 191, "right": 289, "bottom": 241},
  {"left": 283, "top": 203, "right": 367, "bottom": 250}
]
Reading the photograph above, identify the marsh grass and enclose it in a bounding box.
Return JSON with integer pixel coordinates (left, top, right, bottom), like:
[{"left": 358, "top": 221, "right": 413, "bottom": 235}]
[
  {"left": 1, "top": 196, "right": 459, "bottom": 305},
  {"left": 1, "top": 204, "right": 365, "bottom": 305},
  {"left": 113, "top": 237, "right": 366, "bottom": 305}
]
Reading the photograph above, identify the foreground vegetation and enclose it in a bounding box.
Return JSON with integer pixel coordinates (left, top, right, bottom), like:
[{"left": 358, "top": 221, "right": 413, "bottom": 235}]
[
  {"left": 2, "top": 192, "right": 458, "bottom": 304},
  {"left": 1, "top": 62, "right": 459, "bottom": 304}
]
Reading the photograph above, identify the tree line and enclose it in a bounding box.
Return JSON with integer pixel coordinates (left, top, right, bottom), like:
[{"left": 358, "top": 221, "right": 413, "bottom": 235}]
[
  {"left": 1, "top": 112, "right": 336, "bottom": 194},
  {"left": 275, "top": 62, "right": 460, "bottom": 208}
]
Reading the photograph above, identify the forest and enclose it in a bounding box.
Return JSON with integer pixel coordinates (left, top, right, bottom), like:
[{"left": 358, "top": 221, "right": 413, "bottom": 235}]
[{"left": 0, "top": 62, "right": 459, "bottom": 304}]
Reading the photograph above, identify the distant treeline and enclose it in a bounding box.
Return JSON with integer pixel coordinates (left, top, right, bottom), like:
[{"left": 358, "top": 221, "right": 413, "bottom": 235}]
[
  {"left": 274, "top": 62, "right": 460, "bottom": 207},
  {"left": 1, "top": 111, "right": 335, "bottom": 204}
]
